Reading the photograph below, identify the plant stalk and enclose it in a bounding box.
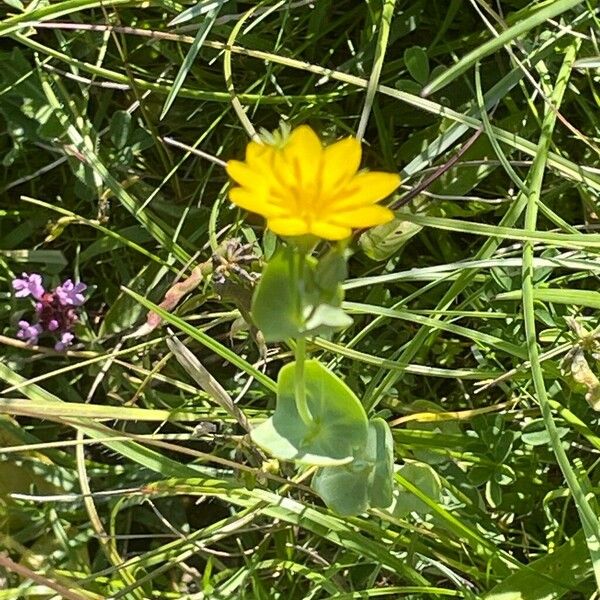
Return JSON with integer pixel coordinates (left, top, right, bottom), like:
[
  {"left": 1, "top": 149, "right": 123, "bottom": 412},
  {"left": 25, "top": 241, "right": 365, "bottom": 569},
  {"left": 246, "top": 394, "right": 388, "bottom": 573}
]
[
  {"left": 294, "top": 336, "right": 312, "bottom": 426},
  {"left": 291, "top": 246, "right": 312, "bottom": 426},
  {"left": 521, "top": 39, "right": 600, "bottom": 590}
]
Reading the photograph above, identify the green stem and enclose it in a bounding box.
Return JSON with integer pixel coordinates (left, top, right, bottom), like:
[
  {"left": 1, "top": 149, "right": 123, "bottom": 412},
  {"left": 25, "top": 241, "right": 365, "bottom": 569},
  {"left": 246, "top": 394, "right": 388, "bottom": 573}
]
[
  {"left": 290, "top": 245, "right": 312, "bottom": 426},
  {"left": 294, "top": 336, "right": 312, "bottom": 426},
  {"left": 521, "top": 39, "right": 600, "bottom": 590}
]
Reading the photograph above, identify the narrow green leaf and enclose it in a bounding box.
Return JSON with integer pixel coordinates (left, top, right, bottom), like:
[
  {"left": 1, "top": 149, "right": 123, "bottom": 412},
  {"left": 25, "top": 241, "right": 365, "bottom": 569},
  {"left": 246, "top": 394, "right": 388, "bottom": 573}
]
[
  {"left": 396, "top": 212, "right": 600, "bottom": 249},
  {"left": 422, "top": 0, "right": 584, "bottom": 96},
  {"left": 496, "top": 288, "right": 600, "bottom": 310},
  {"left": 483, "top": 530, "right": 592, "bottom": 599},
  {"left": 0, "top": 398, "right": 201, "bottom": 422},
  {"left": 168, "top": 0, "right": 224, "bottom": 26},
  {"left": 161, "top": 7, "right": 220, "bottom": 119},
  {"left": 356, "top": 0, "right": 396, "bottom": 138},
  {"left": 122, "top": 286, "right": 277, "bottom": 392},
  {"left": 0, "top": 363, "right": 207, "bottom": 479},
  {"left": 344, "top": 301, "right": 528, "bottom": 359}
]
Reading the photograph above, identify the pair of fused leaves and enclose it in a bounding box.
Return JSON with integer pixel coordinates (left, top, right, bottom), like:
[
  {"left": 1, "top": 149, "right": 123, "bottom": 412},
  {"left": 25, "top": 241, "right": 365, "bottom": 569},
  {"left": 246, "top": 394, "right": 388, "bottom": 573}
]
[
  {"left": 251, "top": 245, "right": 352, "bottom": 342},
  {"left": 250, "top": 360, "right": 394, "bottom": 515},
  {"left": 312, "top": 417, "right": 394, "bottom": 516}
]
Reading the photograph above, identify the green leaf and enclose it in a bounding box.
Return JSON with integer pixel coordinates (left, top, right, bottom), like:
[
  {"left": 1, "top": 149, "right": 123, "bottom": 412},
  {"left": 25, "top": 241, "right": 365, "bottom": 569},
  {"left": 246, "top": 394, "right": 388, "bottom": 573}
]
[
  {"left": 486, "top": 479, "right": 503, "bottom": 508},
  {"left": 168, "top": 0, "right": 225, "bottom": 26},
  {"left": 251, "top": 246, "right": 352, "bottom": 342},
  {"left": 161, "top": 7, "right": 220, "bottom": 119},
  {"left": 38, "top": 70, "right": 193, "bottom": 265},
  {"left": 128, "top": 128, "right": 154, "bottom": 154},
  {"left": 574, "top": 57, "right": 600, "bottom": 69},
  {"left": 109, "top": 110, "right": 132, "bottom": 150},
  {"left": 522, "top": 419, "right": 570, "bottom": 447},
  {"left": 469, "top": 466, "right": 494, "bottom": 487},
  {"left": 0, "top": 363, "right": 208, "bottom": 480},
  {"left": 251, "top": 360, "right": 369, "bottom": 466},
  {"left": 313, "top": 247, "right": 348, "bottom": 302},
  {"left": 0, "top": 398, "right": 201, "bottom": 422},
  {"left": 497, "top": 288, "right": 600, "bottom": 310},
  {"left": 251, "top": 246, "right": 303, "bottom": 342},
  {"left": 359, "top": 216, "right": 423, "bottom": 261},
  {"left": 422, "top": 0, "right": 584, "bottom": 96},
  {"left": 311, "top": 461, "right": 371, "bottom": 516},
  {"left": 0, "top": 48, "right": 63, "bottom": 153},
  {"left": 394, "top": 78, "right": 423, "bottom": 94},
  {"left": 483, "top": 529, "right": 592, "bottom": 599},
  {"left": 1, "top": 249, "right": 67, "bottom": 273},
  {"left": 404, "top": 46, "right": 429, "bottom": 84},
  {"left": 396, "top": 212, "right": 600, "bottom": 249},
  {"left": 367, "top": 417, "right": 395, "bottom": 509},
  {"left": 407, "top": 400, "right": 462, "bottom": 465},
  {"left": 304, "top": 304, "right": 353, "bottom": 332},
  {"left": 311, "top": 418, "right": 394, "bottom": 515},
  {"left": 99, "top": 265, "right": 155, "bottom": 336},
  {"left": 389, "top": 463, "right": 441, "bottom": 517},
  {"left": 122, "top": 286, "right": 276, "bottom": 393}
]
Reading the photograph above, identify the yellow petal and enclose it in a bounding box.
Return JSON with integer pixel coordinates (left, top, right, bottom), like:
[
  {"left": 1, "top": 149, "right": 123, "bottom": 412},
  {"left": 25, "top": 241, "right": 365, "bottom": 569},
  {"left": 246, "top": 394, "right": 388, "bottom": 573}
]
[
  {"left": 246, "top": 141, "right": 275, "bottom": 170},
  {"left": 287, "top": 125, "right": 322, "bottom": 154},
  {"left": 309, "top": 220, "right": 352, "bottom": 240},
  {"left": 283, "top": 125, "right": 322, "bottom": 186},
  {"left": 229, "top": 187, "right": 284, "bottom": 218},
  {"left": 267, "top": 217, "right": 310, "bottom": 237},
  {"left": 331, "top": 172, "right": 400, "bottom": 209},
  {"left": 322, "top": 136, "right": 361, "bottom": 194},
  {"left": 226, "top": 160, "right": 261, "bottom": 189},
  {"left": 330, "top": 205, "right": 394, "bottom": 228},
  {"left": 272, "top": 150, "right": 298, "bottom": 191}
]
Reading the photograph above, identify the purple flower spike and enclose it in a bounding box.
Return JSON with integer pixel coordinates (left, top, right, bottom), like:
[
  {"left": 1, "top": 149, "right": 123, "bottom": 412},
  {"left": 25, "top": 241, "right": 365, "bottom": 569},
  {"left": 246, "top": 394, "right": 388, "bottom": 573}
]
[
  {"left": 55, "top": 279, "right": 87, "bottom": 307},
  {"left": 47, "top": 319, "right": 59, "bottom": 332},
  {"left": 54, "top": 332, "right": 74, "bottom": 352},
  {"left": 12, "top": 273, "right": 45, "bottom": 300},
  {"left": 17, "top": 320, "right": 43, "bottom": 345}
]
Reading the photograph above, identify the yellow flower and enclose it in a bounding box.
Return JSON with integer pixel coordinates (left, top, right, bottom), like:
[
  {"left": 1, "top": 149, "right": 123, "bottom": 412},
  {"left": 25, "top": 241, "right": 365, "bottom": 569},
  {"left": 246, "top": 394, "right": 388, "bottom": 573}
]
[{"left": 226, "top": 125, "right": 400, "bottom": 241}]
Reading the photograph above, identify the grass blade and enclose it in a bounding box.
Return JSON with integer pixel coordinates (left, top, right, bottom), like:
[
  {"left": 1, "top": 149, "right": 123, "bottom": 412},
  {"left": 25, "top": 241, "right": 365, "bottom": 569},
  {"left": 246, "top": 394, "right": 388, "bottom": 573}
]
[
  {"left": 422, "top": 0, "right": 584, "bottom": 96},
  {"left": 161, "top": 7, "right": 221, "bottom": 119}
]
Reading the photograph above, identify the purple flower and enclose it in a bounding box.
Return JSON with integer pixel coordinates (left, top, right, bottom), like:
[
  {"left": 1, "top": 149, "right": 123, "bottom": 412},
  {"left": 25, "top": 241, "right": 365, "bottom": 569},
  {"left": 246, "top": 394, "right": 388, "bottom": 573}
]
[
  {"left": 12, "top": 273, "right": 45, "bottom": 300},
  {"left": 55, "top": 279, "right": 87, "bottom": 307},
  {"left": 12, "top": 273, "right": 88, "bottom": 350},
  {"left": 16, "top": 320, "right": 43, "bottom": 344},
  {"left": 54, "top": 332, "right": 74, "bottom": 352}
]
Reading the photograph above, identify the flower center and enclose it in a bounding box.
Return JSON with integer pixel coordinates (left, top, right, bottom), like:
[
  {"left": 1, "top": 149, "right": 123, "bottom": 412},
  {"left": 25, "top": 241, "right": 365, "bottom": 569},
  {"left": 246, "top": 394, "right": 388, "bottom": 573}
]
[
  {"left": 295, "top": 182, "right": 321, "bottom": 219},
  {"left": 268, "top": 153, "right": 328, "bottom": 222}
]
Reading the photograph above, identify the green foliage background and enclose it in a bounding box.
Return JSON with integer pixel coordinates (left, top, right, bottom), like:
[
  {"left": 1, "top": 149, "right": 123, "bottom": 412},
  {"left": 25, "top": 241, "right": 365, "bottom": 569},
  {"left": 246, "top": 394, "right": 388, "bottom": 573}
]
[{"left": 2, "top": 0, "right": 600, "bottom": 597}]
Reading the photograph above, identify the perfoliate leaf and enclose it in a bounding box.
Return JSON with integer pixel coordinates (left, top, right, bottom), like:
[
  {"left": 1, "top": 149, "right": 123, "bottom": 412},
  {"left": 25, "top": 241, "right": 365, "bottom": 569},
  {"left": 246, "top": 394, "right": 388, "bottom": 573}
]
[
  {"left": 312, "top": 418, "right": 394, "bottom": 515},
  {"left": 311, "top": 460, "right": 371, "bottom": 516},
  {"left": 313, "top": 247, "right": 348, "bottom": 302},
  {"left": 304, "top": 304, "right": 353, "bottom": 332},
  {"left": 251, "top": 245, "right": 352, "bottom": 342},
  {"left": 251, "top": 245, "right": 303, "bottom": 342},
  {"left": 368, "top": 418, "right": 395, "bottom": 509},
  {"left": 251, "top": 360, "right": 368, "bottom": 466}
]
